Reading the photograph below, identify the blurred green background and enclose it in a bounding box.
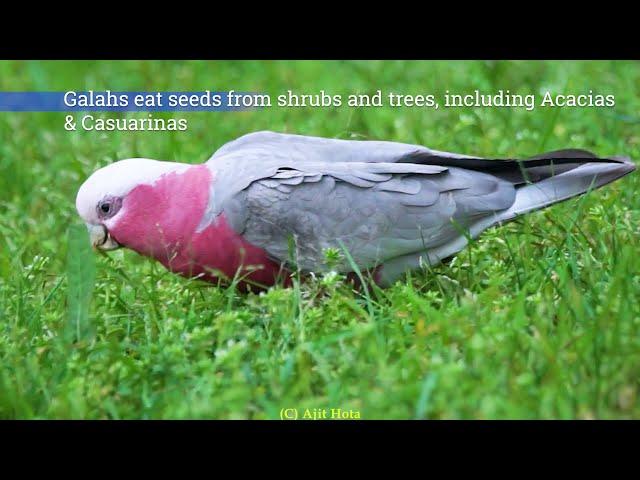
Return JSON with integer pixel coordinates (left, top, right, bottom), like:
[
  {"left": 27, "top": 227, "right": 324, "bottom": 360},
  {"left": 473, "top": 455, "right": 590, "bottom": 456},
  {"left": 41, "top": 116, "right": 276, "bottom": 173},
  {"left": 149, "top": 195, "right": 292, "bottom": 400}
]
[{"left": 0, "top": 61, "right": 638, "bottom": 419}]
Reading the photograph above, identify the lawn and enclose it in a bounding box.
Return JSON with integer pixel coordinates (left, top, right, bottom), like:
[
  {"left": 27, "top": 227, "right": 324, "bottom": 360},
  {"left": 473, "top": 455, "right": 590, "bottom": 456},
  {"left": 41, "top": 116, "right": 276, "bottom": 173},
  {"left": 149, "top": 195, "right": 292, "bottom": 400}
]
[{"left": 0, "top": 60, "right": 638, "bottom": 419}]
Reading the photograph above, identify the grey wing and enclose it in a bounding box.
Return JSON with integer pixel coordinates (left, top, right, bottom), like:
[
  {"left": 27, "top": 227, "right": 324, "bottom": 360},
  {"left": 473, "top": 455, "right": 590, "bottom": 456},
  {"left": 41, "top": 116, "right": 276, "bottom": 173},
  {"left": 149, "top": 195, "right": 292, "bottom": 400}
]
[
  {"left": 199, "top": 131, "right": 485, "bottom": 232},
  {"left": 231, "top": 162, "right": 516, "bottom": 272}
]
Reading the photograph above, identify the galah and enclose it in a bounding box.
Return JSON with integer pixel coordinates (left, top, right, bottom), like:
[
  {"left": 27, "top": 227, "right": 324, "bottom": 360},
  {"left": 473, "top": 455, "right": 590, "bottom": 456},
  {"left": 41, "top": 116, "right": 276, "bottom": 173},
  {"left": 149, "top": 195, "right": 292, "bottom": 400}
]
[{"left": 75, "top": 131, "right": 635, "bottom": 289}]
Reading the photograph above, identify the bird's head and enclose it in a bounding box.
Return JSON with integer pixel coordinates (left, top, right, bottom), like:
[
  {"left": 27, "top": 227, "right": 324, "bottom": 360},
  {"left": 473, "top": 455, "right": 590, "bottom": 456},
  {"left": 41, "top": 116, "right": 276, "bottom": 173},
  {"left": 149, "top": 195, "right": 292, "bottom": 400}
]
[{"left": 75, "top": 158, "right": 211, "bottom": 259}]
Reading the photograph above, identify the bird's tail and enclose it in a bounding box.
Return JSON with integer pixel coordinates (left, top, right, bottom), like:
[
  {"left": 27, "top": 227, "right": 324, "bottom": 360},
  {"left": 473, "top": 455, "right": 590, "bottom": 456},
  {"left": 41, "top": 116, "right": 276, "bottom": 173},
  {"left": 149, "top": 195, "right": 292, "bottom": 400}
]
[
  {"left": 419, "top": 147, "right": 635, "bottom": 220},
  {"left": 490, "top": 150, "right": 635, "bottom": 223}
]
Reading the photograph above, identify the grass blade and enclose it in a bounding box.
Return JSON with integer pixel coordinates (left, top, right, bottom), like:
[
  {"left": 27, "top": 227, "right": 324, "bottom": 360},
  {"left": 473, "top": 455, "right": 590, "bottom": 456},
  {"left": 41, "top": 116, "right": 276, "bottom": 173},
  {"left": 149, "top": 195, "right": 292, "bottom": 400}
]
[{"left": 65, "top": 224, "right": 96, "bottom": 343}]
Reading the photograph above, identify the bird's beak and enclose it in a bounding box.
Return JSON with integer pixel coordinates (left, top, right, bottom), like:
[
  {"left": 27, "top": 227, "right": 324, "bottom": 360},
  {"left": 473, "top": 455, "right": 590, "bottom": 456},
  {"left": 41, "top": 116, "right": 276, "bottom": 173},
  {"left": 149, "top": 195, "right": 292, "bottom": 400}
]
[{"left": 87, "top": 223, "right": 121, "bottom": 251}]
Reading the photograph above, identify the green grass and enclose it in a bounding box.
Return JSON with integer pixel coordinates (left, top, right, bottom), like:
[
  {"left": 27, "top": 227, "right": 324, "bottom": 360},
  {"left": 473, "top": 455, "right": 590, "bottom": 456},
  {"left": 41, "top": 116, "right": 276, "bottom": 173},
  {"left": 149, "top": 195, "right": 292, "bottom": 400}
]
[{"left": 0, "top": 60, "right": 639, "bottom": 419}]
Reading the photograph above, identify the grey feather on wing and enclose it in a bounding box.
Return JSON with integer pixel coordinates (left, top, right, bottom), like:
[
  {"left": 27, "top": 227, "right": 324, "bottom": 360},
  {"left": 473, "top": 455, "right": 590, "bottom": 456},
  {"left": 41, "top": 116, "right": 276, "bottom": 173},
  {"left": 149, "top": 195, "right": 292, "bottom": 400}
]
[{"left": 236, "top": 164, "right": 516, "bottom": 272}]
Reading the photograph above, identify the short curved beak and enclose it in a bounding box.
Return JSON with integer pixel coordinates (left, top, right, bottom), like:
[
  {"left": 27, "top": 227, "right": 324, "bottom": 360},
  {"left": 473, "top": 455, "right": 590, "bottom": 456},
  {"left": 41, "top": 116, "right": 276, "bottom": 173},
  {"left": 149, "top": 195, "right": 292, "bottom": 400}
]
[{"left": 87, "top": 223, "right": 121, "bottom": 251}]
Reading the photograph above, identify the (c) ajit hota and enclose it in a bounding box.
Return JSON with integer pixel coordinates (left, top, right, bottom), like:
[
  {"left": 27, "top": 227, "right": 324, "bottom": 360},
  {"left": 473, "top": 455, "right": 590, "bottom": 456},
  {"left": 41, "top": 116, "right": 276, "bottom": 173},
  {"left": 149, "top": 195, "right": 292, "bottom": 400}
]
[{"left": 303, "top": 408, "right": 361, "bottom": 420}]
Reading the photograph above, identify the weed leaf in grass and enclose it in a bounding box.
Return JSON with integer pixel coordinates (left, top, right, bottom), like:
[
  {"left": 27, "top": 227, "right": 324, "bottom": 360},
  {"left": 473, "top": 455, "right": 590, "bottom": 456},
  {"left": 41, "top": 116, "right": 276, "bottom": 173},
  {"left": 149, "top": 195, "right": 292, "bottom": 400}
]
[{"left": 66, "top": 224, "right": 96, "bottom": 343}]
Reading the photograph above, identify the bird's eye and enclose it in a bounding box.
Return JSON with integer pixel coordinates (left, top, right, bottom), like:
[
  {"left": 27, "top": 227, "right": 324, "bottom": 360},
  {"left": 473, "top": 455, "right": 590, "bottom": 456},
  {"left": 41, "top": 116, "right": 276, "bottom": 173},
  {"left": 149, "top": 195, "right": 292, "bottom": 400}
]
[{"left": 97, "top": 196, "right": 121, "bottom": 219}]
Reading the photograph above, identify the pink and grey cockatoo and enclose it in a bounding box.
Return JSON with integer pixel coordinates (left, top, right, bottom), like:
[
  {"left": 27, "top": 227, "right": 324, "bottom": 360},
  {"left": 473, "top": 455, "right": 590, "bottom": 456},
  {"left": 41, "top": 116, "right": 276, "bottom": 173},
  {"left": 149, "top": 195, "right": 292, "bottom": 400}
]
[{"left": 75, "top": 131, "right": 635, "bottom": 289}]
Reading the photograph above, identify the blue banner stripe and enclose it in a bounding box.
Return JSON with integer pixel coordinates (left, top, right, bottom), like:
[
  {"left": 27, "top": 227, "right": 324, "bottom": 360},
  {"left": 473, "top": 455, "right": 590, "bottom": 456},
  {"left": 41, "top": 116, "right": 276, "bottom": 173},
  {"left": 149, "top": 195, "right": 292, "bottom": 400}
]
[{"left": 0, "top": 91, "right": 264, "bottom": 112}]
